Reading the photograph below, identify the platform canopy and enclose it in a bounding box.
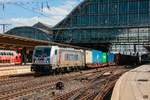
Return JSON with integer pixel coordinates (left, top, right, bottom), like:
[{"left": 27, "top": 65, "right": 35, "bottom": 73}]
[
  {"left": 0, "top": 34, "right": 49, "bottom": 49},
  {"left": 0, "top": 33, "right": 88, "bottom": 50}
]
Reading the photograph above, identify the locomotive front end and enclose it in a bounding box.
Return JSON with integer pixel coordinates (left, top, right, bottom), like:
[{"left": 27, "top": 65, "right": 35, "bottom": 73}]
[{"left": 31, "top": 46, "right": 52, "bottom": 74}]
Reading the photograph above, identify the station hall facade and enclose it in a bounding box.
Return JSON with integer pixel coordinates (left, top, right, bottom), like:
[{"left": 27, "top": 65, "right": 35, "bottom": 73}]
[{"left": 53, "top": 0, "right": 150, "bottom": 55}]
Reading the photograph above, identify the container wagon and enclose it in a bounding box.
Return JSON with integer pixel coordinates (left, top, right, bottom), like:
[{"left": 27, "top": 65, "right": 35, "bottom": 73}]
[
  {"left": 31, "top": 46, "right": 118, "bottom": 74},
  {"left": 85, "top": 50, "right": 109, "bottom": 68}
]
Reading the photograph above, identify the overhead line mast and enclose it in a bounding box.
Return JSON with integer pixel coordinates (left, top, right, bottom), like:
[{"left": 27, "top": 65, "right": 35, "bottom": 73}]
[
  {"left": 0, "top": 1, "right": 51, "bottom": 15},
  {"left": 0, "top": 24, "right": 11, "bottom": 33}
]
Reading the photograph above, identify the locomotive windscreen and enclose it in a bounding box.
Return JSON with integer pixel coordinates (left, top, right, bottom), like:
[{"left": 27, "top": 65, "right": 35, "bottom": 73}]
[{"left": 34, "top": 47, "right": 51, "bottom": 57}]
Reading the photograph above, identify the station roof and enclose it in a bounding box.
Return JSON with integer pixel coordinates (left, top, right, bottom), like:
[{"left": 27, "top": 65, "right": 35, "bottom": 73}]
[
  {"left": 33, "top": 22, "right": 52, "bottom": 33},
  {"left": 0, "top": 33, "right": 49, "bottom": 49},
  {"left": 5, "top": 22, "right": 53, "bottom": 42},
  {"left": 0, "top": 33, "right": 88, "bottom": 50},
  {"left": 5, "top": 26, "right": 52, "bottom": 41}
]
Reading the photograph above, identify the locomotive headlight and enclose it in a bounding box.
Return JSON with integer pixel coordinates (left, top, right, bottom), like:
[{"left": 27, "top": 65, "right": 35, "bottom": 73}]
[
  {"left": 46, "top": 58, "right": 50, "bottom": 63},
  {"left": 46, "top": 60, "right": 49, "bottom": 63},
  {"left": 33, "top": 59, "right": 36, "bottom": 63},
  {"left": 34, "top": 59, "right": 37, "bottom": 63}
]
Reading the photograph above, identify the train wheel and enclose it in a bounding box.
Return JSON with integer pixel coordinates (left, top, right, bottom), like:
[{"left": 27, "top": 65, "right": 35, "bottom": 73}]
[
  {"left": 54, "top": 68, "right": 58, "bottom": 75},
  {"left": 61, "top": 68, "right": 65, "bottom": 74},
  {"left": 60, "top": 68, "right": 64, "bottom": 74},
  {"left": 76, "top": 67, "right": 78, "bottom": 71},
  {"left": 51, "top": 70, "right": 56, "bottom": 75},
  {"left": 49, "top": 69, "right": 53, "bottom": 75},
  {"left": 63, "top": 67, "right": 67, "bottom": 73}
]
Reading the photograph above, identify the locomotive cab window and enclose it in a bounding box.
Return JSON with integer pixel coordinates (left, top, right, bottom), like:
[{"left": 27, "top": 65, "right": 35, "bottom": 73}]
[
  {"left": 34, "top": 47, "right": 51, "bottom": 57},
  {"left": 55, "top": 50, "right": 57, "bottom": 55}
]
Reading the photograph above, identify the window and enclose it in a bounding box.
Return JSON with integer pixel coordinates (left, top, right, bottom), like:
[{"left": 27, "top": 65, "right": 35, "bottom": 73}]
[
  {"left": 98, "top": 4, "right": 108, "bottom": 14},
  {"left": 55, "top": 50, "right": 57, "bottom": 55},
  {"left": 119, "top": 2, "right": 128, "bottom": 14},
  {"left": 119, "top": 15, "right": 127, "bottom": 25},
  {"left": 128, "top": 1, "right": 138, "bottom": 13},
  {"left": 65, "top": 53, "right": 79, "bottom": 61},
  {"left": 34, "top": 47, "right": 51, "bottom": 57},
  {"left": 89, "top": 4, "right": 98, "bottom": 14},
  {"left": 109, "top": 15, "right": 118, "bottom": 25},
  {"left": 139, "top": 28, "right": 149, "bottom": 42},
  {"left": 3, "top": 52, "right": 6, "bottom": 55},
  {"left": 109, "top": 3, "right": 118, "bottom": 14},
  {"left": 129, "top": 28, "right": 138, "bottom": 42},
  {"left": 139, "top": 0, "right": 149, "bottom": 13},
  {"left": 139, "top": 14, "right": 149, "bottom": 24},
  {"left": 128, "top": 14, "right": 138, "bottom": 25}
]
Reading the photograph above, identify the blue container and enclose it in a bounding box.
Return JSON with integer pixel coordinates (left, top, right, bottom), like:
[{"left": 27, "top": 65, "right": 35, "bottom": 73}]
[
  {"left": 111, "top": 54, "right": 115, "bottom": 62},
  {"left": 92, "top": 50, "right": 102, "bottom": 64},
  {"left": 107, "top": 53, "right": 111, "bottom": 63},
  {"left": 107, "top": 53, "right": 115, "bottom": 63}
]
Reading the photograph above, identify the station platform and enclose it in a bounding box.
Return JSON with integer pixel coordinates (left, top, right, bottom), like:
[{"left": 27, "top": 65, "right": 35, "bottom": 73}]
[
  {"left": 0, "top": 65, "right": 31, "bottom": 77},
  {"left": 111, "top": 64, "right": 150, "bottom": 100}
]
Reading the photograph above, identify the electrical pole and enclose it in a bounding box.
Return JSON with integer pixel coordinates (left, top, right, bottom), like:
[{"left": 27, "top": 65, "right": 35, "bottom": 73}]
[{"left": 0, "top": 24, "right": 11, "bottom": 33}]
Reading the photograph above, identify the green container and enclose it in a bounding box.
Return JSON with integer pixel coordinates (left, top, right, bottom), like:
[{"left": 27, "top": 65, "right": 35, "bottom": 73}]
[{"left": 102, "top": 52, "right": 107, "bottom": 63}]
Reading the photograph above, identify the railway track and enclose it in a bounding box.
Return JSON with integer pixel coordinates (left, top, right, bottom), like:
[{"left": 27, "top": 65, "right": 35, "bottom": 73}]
[
  {"left": 0, "top": 73, "right": 34, "bottom": 86},
  {"left": 53, "top": 67, "right": 128, "bottom": 100},
  {"left": 0, "top": 66, "right": 128, "bottom": 100},
  {"left": 0, "top": 66, "right": 116, "bottom": 86}
]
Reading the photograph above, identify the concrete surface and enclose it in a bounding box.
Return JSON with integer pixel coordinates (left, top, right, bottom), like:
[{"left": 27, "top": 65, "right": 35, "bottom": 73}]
[
  {"left": 111, "top": 64, "right": 150, "bottom": 100},
  {"left": 0, "top": 65, "right": 31, "bottom": 76}
]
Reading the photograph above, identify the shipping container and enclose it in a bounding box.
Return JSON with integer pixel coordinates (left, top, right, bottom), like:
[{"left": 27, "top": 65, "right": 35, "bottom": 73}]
[
  {"left": 107, "top": 53, "right": 115, "bottom": 63},
  {"left": 107, "top": 53, "right": 111, "bottom": 63},
  {"left": 107, "top": 53, "right": 115, "bottom": 65},
  {"left": 92, "top": 50, "right": 102, "bottom": 64},
  {"left": 116, "top": 54, "right": 139, "bottom": 65},
  {"left": 102, "top": 52, "right": 107, "bottom": 63},
  {"left": 111, "top": 54, "right": 115, "bottom": 63},
  {"left": 59, "top": 49, "right": 84, "bottom": 67},
  {"left": 85, "top": 50, "right": 92, "bottom": 64}
]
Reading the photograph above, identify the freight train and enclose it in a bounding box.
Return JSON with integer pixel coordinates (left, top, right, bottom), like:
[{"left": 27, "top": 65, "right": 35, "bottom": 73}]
[
  {"left": 31, "top": 46, "right": 140, "bottom": 74},
  {"left": 31, "top": 46, "right": 116, "bottom": 74}
]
